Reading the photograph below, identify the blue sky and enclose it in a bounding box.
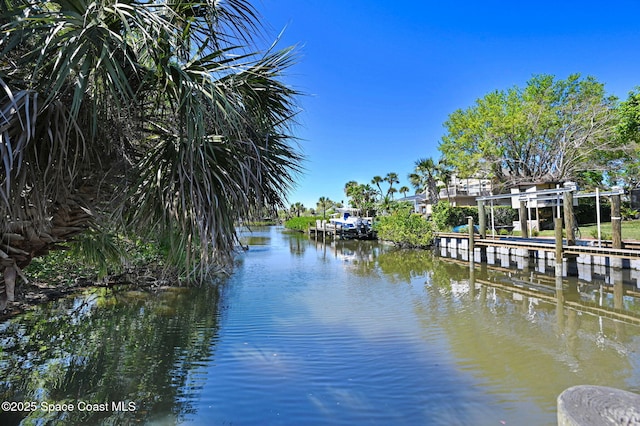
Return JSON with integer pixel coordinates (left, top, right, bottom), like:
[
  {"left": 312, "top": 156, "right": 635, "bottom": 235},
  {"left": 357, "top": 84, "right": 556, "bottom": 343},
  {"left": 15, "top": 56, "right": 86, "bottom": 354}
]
[{"left": 257, "top": 1, "right": 640, "bottom": 210}]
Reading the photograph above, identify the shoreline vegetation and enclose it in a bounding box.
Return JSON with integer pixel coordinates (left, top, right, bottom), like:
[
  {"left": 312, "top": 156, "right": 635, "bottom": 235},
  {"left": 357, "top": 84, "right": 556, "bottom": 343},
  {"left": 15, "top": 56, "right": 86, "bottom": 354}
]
[
  {"left": 0, "top": 1, "right": 303, "bottom": 317},
  {"left": 3, "top": 1, "right": 640, "bottom": 327},
  {"left": 284, "top": 202, "right": 640, "bottom": 245},
  {"left": 0, "top": 237, "right": 181, "bottom": 322},
  {"left": 4, "top": 214, "right": 640, "bottom": 323}
]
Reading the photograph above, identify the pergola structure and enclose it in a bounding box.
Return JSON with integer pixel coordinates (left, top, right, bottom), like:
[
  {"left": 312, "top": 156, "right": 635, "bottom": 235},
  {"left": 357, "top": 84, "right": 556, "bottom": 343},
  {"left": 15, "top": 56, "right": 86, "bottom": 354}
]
[{"left": 475, "top": 184, "right": 625, "bottom": 248}]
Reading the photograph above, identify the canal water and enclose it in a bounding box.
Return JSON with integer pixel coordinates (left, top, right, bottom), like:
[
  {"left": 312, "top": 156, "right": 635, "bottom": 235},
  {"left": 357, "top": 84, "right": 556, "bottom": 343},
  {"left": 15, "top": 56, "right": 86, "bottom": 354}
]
[{"left": 1, "top": 226, "right": 640, "bottom": 425}]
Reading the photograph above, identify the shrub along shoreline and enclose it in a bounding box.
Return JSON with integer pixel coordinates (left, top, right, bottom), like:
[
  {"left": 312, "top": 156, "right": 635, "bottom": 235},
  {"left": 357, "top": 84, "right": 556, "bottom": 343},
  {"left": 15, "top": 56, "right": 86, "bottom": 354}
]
[{"left": 1, "top": 237, "right": 191, "bottom": 322}]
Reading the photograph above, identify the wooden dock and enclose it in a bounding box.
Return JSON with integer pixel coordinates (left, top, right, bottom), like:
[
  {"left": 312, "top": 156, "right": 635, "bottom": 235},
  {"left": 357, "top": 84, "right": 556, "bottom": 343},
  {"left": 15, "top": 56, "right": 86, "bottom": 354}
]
[
  {"left": 436, "top": 231, "right": 640, "bottom": 272},
  {"left": 308, "top": 219, "right": 376, "bottom": 240},
  {"left": 436, "top": 233, "right": 640, "bottom": 259}
]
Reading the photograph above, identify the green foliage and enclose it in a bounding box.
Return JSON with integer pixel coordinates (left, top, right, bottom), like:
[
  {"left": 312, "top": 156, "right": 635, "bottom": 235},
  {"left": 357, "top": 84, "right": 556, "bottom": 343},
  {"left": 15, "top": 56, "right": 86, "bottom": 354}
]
[
  {"left": 284, "top": 216, "right": 322, "bottom": 232},
  {"left": 28, "top": 251, "right": 100, "bottom": 287},
  {"left": 69, "top": 229, "right": 125, "bottom": 278},
  {"left": 316, "top": 197, "right": 334, "bottom": 219},
  {"left": 490, "top": 206, "right": 518, "bottom": 227},
  {"left": 575, "top": 198, "right": 611, "bottom": 224},
  {"left": 439, "top": 74, "right": 620, "bottom": 185},
  {"left": 616, "top": 89, "right": 640, "bottom": 189},
  {"left": 0, "top": 0, "right": 303, "bottom": 279},
  {"left": 431, "top": 203, "right": 516, "bottom": 231},
  {"left": 28, "top": 235, "right": 167, "bottom": 285},
  {"left": 589, "top": 228, "right": 612, "bottom": 240},
  {"left": 374, "top": 207, "right": 434, "bottom": 248},
  {"left": 409, "top": 157, "right": 450, "bottom": 205},
  {"left": 431, "top": 202, "right": 478, "bottom": 231},
  {"left": 622, "top": 206, "right": 640, "bottom": 220},
  {"left": 344, "top": 181, "right": 377, "bottom": 215}
]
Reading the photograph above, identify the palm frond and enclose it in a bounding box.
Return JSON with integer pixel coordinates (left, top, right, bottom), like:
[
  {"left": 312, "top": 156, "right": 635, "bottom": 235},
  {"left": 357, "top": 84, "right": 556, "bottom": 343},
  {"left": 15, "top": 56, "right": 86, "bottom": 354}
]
[{"left": 0, "top": 0, "right": 303, "bottom": 278}]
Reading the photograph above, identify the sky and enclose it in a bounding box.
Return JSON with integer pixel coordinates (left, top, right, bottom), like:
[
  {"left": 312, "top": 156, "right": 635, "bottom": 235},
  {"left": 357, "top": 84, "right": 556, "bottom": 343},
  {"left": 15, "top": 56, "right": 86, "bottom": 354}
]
[{"left": 255, "top": 0, "right": 640, "bottom": 210}]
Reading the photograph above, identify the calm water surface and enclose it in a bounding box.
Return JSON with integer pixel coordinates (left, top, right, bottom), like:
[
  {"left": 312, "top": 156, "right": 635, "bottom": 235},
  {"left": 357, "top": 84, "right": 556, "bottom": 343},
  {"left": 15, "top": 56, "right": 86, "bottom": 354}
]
[{"left": 1, "top": 225, "right": 640, "bottom": 425}]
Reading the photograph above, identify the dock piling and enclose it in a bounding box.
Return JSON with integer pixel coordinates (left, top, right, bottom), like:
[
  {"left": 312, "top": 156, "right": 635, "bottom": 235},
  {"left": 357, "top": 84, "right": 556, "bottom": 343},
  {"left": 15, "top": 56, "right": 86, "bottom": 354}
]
[
  {"left": 477, "top": 201, "right": 486, "bottom": 239},
  {"left": 468, "top": 217, "right": 475, "bottom": 263},
  {"left": 611, "top": 193, "right": 623, "bottom": 268},
  {"left": 554, "top": 217, "right": 563, "bottom": 277}
]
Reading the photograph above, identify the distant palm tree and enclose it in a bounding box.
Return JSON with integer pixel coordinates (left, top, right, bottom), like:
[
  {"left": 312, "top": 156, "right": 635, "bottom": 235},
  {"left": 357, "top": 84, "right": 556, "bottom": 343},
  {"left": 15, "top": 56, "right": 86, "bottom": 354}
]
[
  {"left": 371, "top": 176, "right": 384, "bottom": 200},
  {"left": 437, "top": 160, "right": 454, "bottom": 202},
  {"left": 388, "top": 187, "right": 398, "bottom": 200},
  {"left": 0, "top": 0, "right": 303, "bottom": 300},
  {"left": 409, "top": 158, "right": 441, "bottom": 206},
  {"left": 317, "top": 197, "right": 333, "bottom": 219},
  {"left": 293, "top": 202, "right": 305, "bottom": 217},
  {"left": 399, "top": 186, "right": 410, "bottom": 198},
  {"left": 384, "top": 172, "right": 400, "bottom": 199}
]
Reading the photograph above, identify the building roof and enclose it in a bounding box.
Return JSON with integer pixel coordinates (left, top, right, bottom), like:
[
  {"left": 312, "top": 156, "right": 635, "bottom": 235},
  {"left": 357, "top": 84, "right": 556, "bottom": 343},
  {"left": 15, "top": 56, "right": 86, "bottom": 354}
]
[{"left": 396, "top": 194, "right": 426, "bottom": 202}]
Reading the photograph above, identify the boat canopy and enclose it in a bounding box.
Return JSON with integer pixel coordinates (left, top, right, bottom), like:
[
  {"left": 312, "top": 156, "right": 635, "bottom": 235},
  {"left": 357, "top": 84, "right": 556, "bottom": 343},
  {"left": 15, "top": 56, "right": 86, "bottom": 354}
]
[{"left": 334, "top": 207, "right": 361, "bottom": 214}]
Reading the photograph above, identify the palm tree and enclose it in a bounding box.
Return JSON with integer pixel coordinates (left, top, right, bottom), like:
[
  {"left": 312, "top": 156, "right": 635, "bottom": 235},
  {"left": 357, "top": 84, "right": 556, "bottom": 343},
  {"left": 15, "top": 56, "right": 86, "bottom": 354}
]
[
  {"left": 409, "top": 158, "right": 440, "bottom": 206},
  {"left": 0, "top": 1, "right": 302, "bottom": 302},
  {"left": 438, "top": 164, "right": 454, "bottom": 202},
  {"left": 293, "top": 202, "right": 305, "bottom": 217},
  {"left": 399, "top": 186, "right": 410, "bottom": 198},
  {"left": 388, "top": 187, "right": 398, "bottom": 200},
  {"left": 384, "top": 172, "right": 400, "bottom": 199},
  {"left": 317, "top": 197, "right": 333, "bottom": 219},
  {"left": 371, "top": 176, "right": 384, "bottom": 200},
  {"left": 344, "top": 181, "right": 376, "bottom": 215}
]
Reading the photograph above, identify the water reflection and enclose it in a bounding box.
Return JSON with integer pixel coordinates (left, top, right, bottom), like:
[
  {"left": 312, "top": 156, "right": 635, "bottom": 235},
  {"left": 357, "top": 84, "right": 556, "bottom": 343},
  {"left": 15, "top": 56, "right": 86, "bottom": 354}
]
[
  {"left": 0, "top": 285, "right": 222, "bottom": 425},
  {"left": 433, "top": 253, "right": 640, "bottom": 395},
  {"left": 311, "top": 236, "right": 640, "bottom": 400},
  {"left": 2, "top": 228, "right": 640, "bottom": 425}
]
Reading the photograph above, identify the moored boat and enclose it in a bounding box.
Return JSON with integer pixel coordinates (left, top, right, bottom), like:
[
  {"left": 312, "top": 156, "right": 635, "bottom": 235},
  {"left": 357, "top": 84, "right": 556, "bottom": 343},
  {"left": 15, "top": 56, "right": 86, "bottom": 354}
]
[{"left": 329, "top": 208, "right": 375, "bottom": 239}]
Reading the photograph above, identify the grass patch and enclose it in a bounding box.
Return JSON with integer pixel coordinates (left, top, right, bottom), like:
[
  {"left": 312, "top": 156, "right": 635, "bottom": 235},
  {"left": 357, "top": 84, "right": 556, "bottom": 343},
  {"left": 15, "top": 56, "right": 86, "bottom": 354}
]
[
  {"left": 284, "top": 216, "right": 322, "bottom": 232},
  {"left": 532, "top": 220, "right": 640, "bottom": 241}
]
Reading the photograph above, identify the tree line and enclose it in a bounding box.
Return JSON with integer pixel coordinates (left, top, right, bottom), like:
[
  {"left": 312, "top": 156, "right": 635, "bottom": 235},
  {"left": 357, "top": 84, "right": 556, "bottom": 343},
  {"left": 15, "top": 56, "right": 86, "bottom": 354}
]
[{"left": 294, "top": 73, "right": 640, "bottom": 222}]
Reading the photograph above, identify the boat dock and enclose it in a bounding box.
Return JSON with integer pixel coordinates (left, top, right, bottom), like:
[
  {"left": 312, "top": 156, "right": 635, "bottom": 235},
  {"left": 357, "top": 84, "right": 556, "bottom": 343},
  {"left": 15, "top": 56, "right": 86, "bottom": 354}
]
[
  {"left": 309, "top": 219, "right": 376, "bottom": 240},
  {"left": 436, "top": 231, "right": 640, "bottom": 281}
]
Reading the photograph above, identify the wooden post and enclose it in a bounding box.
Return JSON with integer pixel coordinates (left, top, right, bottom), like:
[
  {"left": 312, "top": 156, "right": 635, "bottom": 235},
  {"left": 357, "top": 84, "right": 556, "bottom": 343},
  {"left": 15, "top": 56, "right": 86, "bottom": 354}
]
[
  {"left": 477, "top": 200, "right": 486, "bottom": 239},
  {"left": 468, "top": 217, "right": 475, "bottom": 263},
  {"left": 469, "top": 261, "right": 476, "bottom": 297},
  {"left": 611, "top": 193, "right": 622, "bottom": 250},
  {"left": 519, "top": 200, "right": 528, "bottom": 238},
  {"left": 556, "top": 274, "right": 565, "bottom": 333},
  {"left": 563, "top": 191, "right": 575, "bottom": 245},
  {"left": 611, "top": 193, "right": 623, "bottom": 268},
  {"left": 555, "top": 217, "right": 563, "bottom": 277},
  {"left": 563, "top": 190, "right": 579, "bottom": 276}
]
